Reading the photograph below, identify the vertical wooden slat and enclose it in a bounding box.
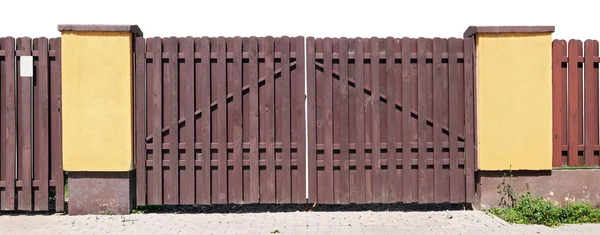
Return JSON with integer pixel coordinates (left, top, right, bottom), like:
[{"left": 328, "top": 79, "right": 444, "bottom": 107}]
[
  {"left": 416, "top": 38, "right": 427, "bottom": 203},
  {"left": 33, "top": 38, "right": 49, "bottom": 211},
  {"left": 332, "top": 39, "right": 341, "bottom": 204},
  {"left": 448, "top": 38, "right": 461, "bottom": 202},
  {"left": 552, "top": 40, "right": 567, "bottom": 167},
  {"left": 49, "top": 38, "right": 64, "bottom": 211},
  {"left": 0, "top": 38, "right": 3, "bottom": 209},
  {"left": 279, "top": 36, "right": 292, "bottom": 203},
  {"left": 322, "top": 38, "right": 334, "bottom": 204},
  {"left": 215, "top": 37, "right": 228, "bottom": 204},
  {"left": 432, "top": 38, "right": 444, "bottom": 203},
  {"left": 247, "top": 37, "right": 260, "bottom": 203},
  {"left": 307, "top": 37, "right": 317, "bottom": 203},
  {"left": 1, "top": 37, "right": 16, "bottom": 211},
  {"left": 364, "top": 38, "right": 373, "bottom": 203},
  {"left": 0, "top": 38, "right": 3, "bottom": 210},
  {"left": 230, "top": 37, "right": 243, "bottom": 203},
  {"left": 384, "top": 37, "right": 396, "bottom": 203},
  {"left": 163, "top": 37, "right": 179, "bottom": 204},
  {"left": 369, "top": 38, "right": 382, "bottom": 203},
  {"left": 198, "top": 37, "right": 211, "bottom": 204},
  {"left": 294, "top": 36, "right": 306, "bottom": 203},
  {"left": 180, "top": 37, "right": 195, "bottom": 204},
  {"left": 464, "top": 36, "right": 476, "bottom": 202},
  {"left": 135, "top": 37, "right": 147, "bottom": 206},
  {"left": 150, "top": 37, "right": 163, "bottom": 205},
  {"left": 338, "top": 38, "right": 350, "bottom": 204},
  {"left": 568, "top": 40, "right": 582, "bottom": 166},
  {"left": 353, "top": 38, "right": 366, "bottom": 204},
  {"left": 393, "top": 38, "right": 403, "bottom": 202},
  {"left": 17, "top": 37, "right": 32, "bottom": 211},
  {"left": 263, "top": 36, "right": 276, "bottom": 203},
  {"left": 401, "top": 37, "right": 414, "bottom": 203},
  {"left": 584, "top": 40, "right": 599, "bottom": 166}
]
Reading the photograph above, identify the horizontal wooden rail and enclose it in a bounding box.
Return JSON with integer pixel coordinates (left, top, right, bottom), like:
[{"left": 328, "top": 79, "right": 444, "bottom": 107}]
[
  {"left": 145, "top": 141, "right": 466, "bottom": 151},
  {"left": 144, "top": 158, "right": 467, "bottom": 167}
]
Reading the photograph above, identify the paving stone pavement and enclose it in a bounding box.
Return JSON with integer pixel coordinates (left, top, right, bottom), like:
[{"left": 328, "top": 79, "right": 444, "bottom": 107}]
[{"left": 1, "top": 211, "right": 599, "bottom": 235}]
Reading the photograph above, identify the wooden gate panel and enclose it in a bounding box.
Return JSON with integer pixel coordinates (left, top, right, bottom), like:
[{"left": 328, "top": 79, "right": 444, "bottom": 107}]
[
  {"left": 137, "top": 36, "right": 306, "bottom": 205},
  {"left": 307, "top": 36, "right": 475, "bottom": 204}
]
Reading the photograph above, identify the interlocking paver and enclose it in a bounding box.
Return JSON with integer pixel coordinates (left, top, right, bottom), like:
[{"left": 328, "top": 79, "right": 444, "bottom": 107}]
[{"left": 2, "top": 211, "right": 600, "bottom": 234}]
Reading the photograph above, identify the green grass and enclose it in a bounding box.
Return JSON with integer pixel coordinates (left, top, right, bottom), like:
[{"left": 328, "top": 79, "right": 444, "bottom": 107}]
[
  {"left": 489, "top": 193, "right": 600, "bottom": 227},
  {"left": 131, "top": 205, "right": 161, "bottom": 214}
]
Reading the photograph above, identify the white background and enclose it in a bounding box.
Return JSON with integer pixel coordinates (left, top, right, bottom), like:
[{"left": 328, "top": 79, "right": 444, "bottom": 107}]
[{"left": 0, "top": 0, "right": 599, "bottom": 40}]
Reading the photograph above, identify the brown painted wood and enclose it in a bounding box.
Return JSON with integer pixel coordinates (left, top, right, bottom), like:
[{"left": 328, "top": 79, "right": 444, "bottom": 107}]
[
  {"left": 135, "top": 37, "right": 147, "bottom": 206},
  {"left": 432, "top": 38, "right": 445, "bottom": 203},
  {"left": 263, "top": 37, "right": 276, "bottom": 203},
  {"left": 231, "top": 37, "right": 244, "bottom": 203},
  {"left": 456, "top": 39, "right": 466, "bottom": 202},
  {"left": 33, "top": 38, "right": 50, "bottom": 211},
  {"left": 307, "top": 37, "right": 317, "bottom": 203},
  {"left": 322, "top": 38, "right": 334, "bottom": 204},
  {"left": 279, "top": 37, "right": 292, "bottom": 203},
  {"left": 248, "top": 37, "right": 260, "bottom": 203},
  {"left": 369, "top": 38, "right": 382, "bottom": 203},
  {"left": 294, "top": 36, "right": 307, "bottom": 203},
  {"left": 463, "top": 36, "right": 476, "bottom": 202},
  {"left": 180, "top": 37, "right": 195, "bottom": 204},
  {"left": 149, "top": 37, "right": 164, "bottom": 205},
  {"left": 1, "top": 37, "right": 16, "bottom": 211},
  {"left": 559, "top": 41, "right": 568, "bottom": 166},
  {"left": 332, "top": 39, "right": 341, "bottom": 204},
  {"left": 584, "top": 40, "right": 599, "bottom": 166},
  {"left": 17, "top": 37, "right": 32, "bottom": 211},
  {"left": 393, "top": 38, "right": 403, "bottom": 202},
  {"left": 49, "top": 38, "right": 64, "bottom": 212},
  {"left": 424, "top": 39, "right": 435, "bottom": 203},
  {"left": 417, "top": 38, "right": 428, "bottom": 203},
  {"left": 339, "top": 38, "right": 350, "bottom": 204},
  {"left": 568, "top": 40, "right": 582, "bottom": 166},
  {"left": 216, "top": 37, "right": 228, "bottom": 204},
  {"left": 163, "top": 37, "right": 179, "bottom": 204},
  {"left": 552, "top": 40, "right": 567, "bottom": 167},
  {"left": 385, "top": 37, "right": 396, "bottom": 203},
  {"left": 198, "top": 37, "right": 212, "bottom": 204},
  {"left": 364, "top": 37, "right": 373, "bottom": 203},
  {"left": 241, "top": 37, "right": 250, "bottom": 202},
  {"left": 401, "top": 37, "right": 415, "bottom": 203},
  {"left": 448, "top": 38, "right": 461, "bottom": 202},
  {"left": 353, "top": 38, "right": 366, "bottom": 204}
]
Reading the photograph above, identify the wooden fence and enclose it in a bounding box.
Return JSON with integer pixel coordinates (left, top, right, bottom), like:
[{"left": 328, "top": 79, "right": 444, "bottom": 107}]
[
  {"left": 306, "top": 37, "right": 476, "bottom": 204},
  {"left": 552, "top": 39, "right": 600, "bottom": 167},
  {"left": 135, "top": 36, "right": 307, "bottom": 205},
  {"left": 0, "top": 37, "right": 64, "bottom": 212}
]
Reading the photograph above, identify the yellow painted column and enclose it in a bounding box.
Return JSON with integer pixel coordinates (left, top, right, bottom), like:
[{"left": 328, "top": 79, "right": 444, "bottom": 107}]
[
  {"left": 60, "top": 25, "right": 142, "bottom": 172},
  {"left": 58, "top": 25, "right": 142, "bottom": 215},
  {"left": 464, "top": 26, "right": 555, "bottom": 171}
]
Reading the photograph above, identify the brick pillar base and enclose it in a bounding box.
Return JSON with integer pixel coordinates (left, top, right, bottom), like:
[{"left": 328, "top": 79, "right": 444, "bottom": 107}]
[{"left": 67, "top": 171, "right": 135, "bottom": 215}]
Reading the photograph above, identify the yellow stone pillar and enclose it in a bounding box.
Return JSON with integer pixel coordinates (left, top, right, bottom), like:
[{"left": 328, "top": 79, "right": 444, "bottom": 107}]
[
  {"left": 58, "top": 24, "right": 142, "bottom": 215},
  {"left": 464, "top": 26, "right": 555, "bottom": 171}
]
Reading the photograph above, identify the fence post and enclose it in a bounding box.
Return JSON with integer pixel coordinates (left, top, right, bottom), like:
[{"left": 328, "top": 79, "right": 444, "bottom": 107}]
[
  {"left": 58, "top": 25, "right": 142, "bottom": 215},
  {"left": 464, "top": 26, "right": 554, "bottom": 209}
]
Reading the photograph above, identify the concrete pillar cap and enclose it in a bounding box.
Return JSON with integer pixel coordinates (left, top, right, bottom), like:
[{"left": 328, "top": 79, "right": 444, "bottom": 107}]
[
  {"left": 58, "top": 24, "right": 143, "bottom": 37},
  {"left": 463, "top": 26, "right": 555, "bottom": 38}
]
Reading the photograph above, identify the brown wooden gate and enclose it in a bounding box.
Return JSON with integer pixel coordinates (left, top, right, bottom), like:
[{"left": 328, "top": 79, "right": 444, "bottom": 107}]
[
  {"left": 135, "top": 36, "right": 307, "bottom": 205},
  {"left": 306, "top": 37, "right": 476, "bottom": 204},
  {"left": 0, "top": 37, "right": 64, "bottom": 212}
]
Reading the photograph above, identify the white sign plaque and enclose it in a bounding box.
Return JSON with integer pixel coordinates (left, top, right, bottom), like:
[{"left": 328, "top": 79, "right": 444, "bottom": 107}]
[{"left": 20, "top": 56, "right": 33, "bottom": 77}]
